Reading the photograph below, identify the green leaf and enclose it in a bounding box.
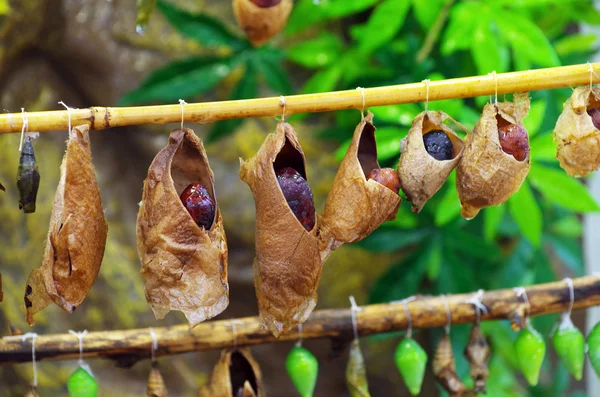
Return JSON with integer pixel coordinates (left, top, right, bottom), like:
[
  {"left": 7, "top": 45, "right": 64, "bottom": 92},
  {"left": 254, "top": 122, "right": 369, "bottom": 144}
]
[
  {"left": 207, "top": 63, "right": 258, "bottom": 142},
  {"left": 301, "top": 64, "right": 342, "bottom": 94},
  {"left": 494, "top": 238, "right": 534, "bottom": 289},
  {"left": 136, "top": 0, "right": 157, "bottom": 31},
  {"left": 508, "top": 181, "right": 542, "bottom": 246},
  {"left": 356, "top": 227, "right": 432, "bottom": 253},
  {"left": 444, "top": 230, "right": 502, "bottom": 260},
  {"left": 358, "top": 0, "right": 411, "bottom": 54},
  {"left": 441, "top": 2, "right": 479, "bottom": 55},
  {"left": 471, "top": 18, "right": 510, "bottom": 74},
  {"left": 530, "top": 132, "right": 556, "bottom": 163},
  {"left": 524, "top": 100, "right": 547, "bottom": 138},
  {"left": 119, "top": 55, "right": 241, "bottom": 105},
  {"left": 375, "top": 126, "right": 405, "bottom": 161},
  {"left": 426, "top": 234, "right": 443, "bottom": 281},
  {"left": 370, "top": 104, "right": 421, "bottom": 125},
  {"left": 156, "top": 0, "right": 245, "bottom": 49},
  {"left": 0, "top": 0, "right": 10, "bottom": 15},
  {"left": 549, "top": 215, "right": 582, "bottom": 238},
  {"left": 484, "top": 205, "right": 505, "bottom": 242},
  {"left": 287, "top": 32, "right": 344, "bottom": 68},
  {"left": 434, "top": 174, "right": 461, "bottom": 226},
  {"left": 252, "top": 47, "right": 293, "bottom": 94},
  {"left": 544, "top": 235, "right": 584, "bottom": 276},
  {"left": 411, "top": 0, "right": 445, "bottom": 29},
  {"left": 554, "top": 33, "right": 598, "bottom": 57},
  {"left": 528, "top": 164, "right": 600, "bottom": 213},
  {"left": 286, "top": 0, "right": 379, "bottom": 35}
]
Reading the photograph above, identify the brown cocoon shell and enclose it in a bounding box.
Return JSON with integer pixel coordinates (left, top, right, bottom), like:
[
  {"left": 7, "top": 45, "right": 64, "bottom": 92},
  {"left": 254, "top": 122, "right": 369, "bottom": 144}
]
[
  {"left": 240, "top": 122, "right": 322, "bottom": 337},
  {"left": 320, "top": 112, "right": 401, "bottom": 250},
  {"left": 457, "top": 93, "right": 531, "bottom": 219},
  {"left": 464, "top": 323, "right": 490, "bottom": 393},
  {"left": 147, "top": 363, "right": 168, "bottom": 397},
  {"left": 554, "top": 86, "right": 600, "bottom": 177},
  {"left": 398, "top": 111, "right": 466, "bottom": 213},
  {"left": 433, "top": 335, "right": 466, "bottom": 397},
  {"left": 199, "top": 348, "right": 264, "bottom": 397},
  {"left": 24, "top": 125, "right": 108, "bottom": 325},
  {"left": 137, "top": 128, "right": 228, "bottom": 328},
  {"left": 233, "top": 0, "right": 293, "bottom": 47}
]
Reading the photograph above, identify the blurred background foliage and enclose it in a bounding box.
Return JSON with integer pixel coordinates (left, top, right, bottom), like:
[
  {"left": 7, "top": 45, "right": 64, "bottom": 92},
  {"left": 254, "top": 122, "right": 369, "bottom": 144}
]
[
  {"left": 0, "top": 0, "right": 599, "bottom": 395},
  {"left": 122, "top": 0, "right": 600, "bottom": 395}
]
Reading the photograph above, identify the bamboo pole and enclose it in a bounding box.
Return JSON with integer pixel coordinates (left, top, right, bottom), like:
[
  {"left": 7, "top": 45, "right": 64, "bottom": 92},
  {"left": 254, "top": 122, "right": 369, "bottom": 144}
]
[
  {"left": 0, "top": 63, "right": 598, "bottom": 134},
  {"left": 1, "top": 276, "right": 599, "bottom": 366}
]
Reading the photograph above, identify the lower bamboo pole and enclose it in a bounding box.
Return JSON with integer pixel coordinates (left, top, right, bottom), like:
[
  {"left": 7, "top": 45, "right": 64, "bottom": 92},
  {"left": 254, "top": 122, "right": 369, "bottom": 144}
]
[
  {"left": 0, "top": 63, "right": 598, "bottom": 134},
  {"left": 1, "top": 276, "right": 599, "bottom": 366}
]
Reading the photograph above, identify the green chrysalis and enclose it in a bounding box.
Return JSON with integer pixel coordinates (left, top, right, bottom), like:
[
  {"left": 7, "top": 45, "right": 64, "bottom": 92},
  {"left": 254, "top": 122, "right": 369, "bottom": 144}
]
[
  {"left": 587, "top": 321, "right": 600, "bottom": 378},
  {"left": 514, "top": 324, "right": 546, "bottom": 386},
  {"left": 346, "top": 340, "right": 370, "bottom": 397},
  {"left": 394, "top": 337, "right": 427, "bottom": 396},
  {"left": 286, "top": 346, "right": 318, "bottom": 397},
  {"left": 67, "top": 365, "right": 98, "bottom": 397},
  {"left": 552, "top": 315, "right": 585, "bottom": 380}
]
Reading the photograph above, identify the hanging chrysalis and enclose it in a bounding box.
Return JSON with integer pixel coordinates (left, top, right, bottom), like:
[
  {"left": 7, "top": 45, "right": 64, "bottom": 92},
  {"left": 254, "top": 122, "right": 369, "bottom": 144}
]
[
  {"left": 0, "top": 273, "right": 3, "bottom": 303},
  {"left": 137, "top": 128, "right": 229, "bottom": 328},
  {"left": 25, "top": 385, "right": 40, "bottom": 397},
  {"left": 286, "top": 345, "right": 318, "bottom": 397},
  {"left": 553, "top": 86, "right": 600, "bottom": 177},
  {"left": 432, "top": 335, "right": 466, "bottom": 397},
  {"left": 464, "top": 322, "right": 490, "bottom": 393},
  {"left": 457, "top": 93, "right": 531, "bottom": 219},
  {"left": 199, "top": 349, "right": 264, "bottom": 397},
  {"left": 233, "top": 0, "right": 293, "bottom": 47},
  {"left": 397, "top": 111, "right": 466, "bottom": 213},
  {"left": 136, "top": 0, "right": 157, "bottom": 33},
  {"left": 0, "top": 181, "right": 5, "bottom": 191},
  {"left": 514, "top": 322, "right": 546, "bottom": 386},
  {"left": 240, "top": 122, "right": 322, "bottom": 336},
  {"left": 320, "top": 112, "right": 401, "bottom": 250},
  {"left": 394, "top": 338, "right": 427, "bottom": 396},
  {"left": 552, "top": 315, "right": 585, "bottom": 380},
  {"left": 24, "top": 125, "right": 108, "bottom": 325},
  {"left": 16, "top": 137, "right": 40, "bottom": 214},
  {"left": 147, "top": 363, "right": 168, "bottom": 397},
  {"left": 67, "top": 365, "right": 98, "bottom": 397},
  {"left": 588, "top": 321, "right": 600, "bottom": 378},
  {"left": 346, "top": 340, "right": 370, "bottom": 397}
]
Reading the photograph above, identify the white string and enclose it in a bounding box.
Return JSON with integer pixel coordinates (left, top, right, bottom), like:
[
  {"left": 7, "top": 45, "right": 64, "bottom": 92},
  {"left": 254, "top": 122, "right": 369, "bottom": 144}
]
[
  {"left": 178, "top": 99, "right": 187, "bottom": 129},
  {"left": 442, "top": 295, "right": 451, "bottom": 335},
  {"left": 396, "top": 296, "right": 416, "bottom": 338},
  {"left": 68, "top": 330, "right": 88, "bottom": 366},
  {"left": 513, "top": 287, "right": 531, "bottom": 324},
  {"left": 422, "top": 79, "right": 431, "bottom": 112},
  {"left": 22, "top": 333, "right": 38, "bottom": 387},
  {"left": 296, "top": 323, "right": 303, "bottom": 348},
  {"left": 563, "top": 278, "right": 575, "bottom": 318},
  {"left": 355, "top": 87, "right": 366, "bottom": 119},
  {"left": 149, "top": 328, "right": 158, "bottom": 363},
  {"left": 488, "top": 71, "right": 498, "bottom": 105},
  {"left": 465, "top": 289, "right": 488, "bottom": 324},
  {"left": 279, "top": 96, "right": 286, "bottom": 121},
  {"left": 230, "top": 319, "right": 243, "bottom": 349},
  {"left": 19, "top": 108, "right": 28, "bottom": 152},
  {"left": 588, "top": 62, "right": 598, "bottom": 89},
  {"left": 58, "top": 101, "right": 75, "bottom": 135},
  {"left": 349, "top": 296, "right": 363, "bottom": 341}
]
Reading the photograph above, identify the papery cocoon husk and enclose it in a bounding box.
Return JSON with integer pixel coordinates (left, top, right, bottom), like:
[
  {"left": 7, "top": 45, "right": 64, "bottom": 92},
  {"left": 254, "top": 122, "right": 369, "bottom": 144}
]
[
  {"left": 554, "top": 86, "right": 600, "bottom": 177},
  {"left": 433, "top": 335, "right": 466, "bottom": 397},
  {"left": 147, "top": 363, "right": 168, "bottom": 397},
  {"left": 398, "top": 111, "right": 466, "bottom": 213},
  {"left": 137, "top": 128, "right": 228, "bottom": 328},
  {"left": 240, "top": 122, "right": 322, "bottom": 337},
  {"left": 464, "top": 323, "right": 490, "bottom": 393},
  {"left": 25, "top": 385, "right": 40, "bottom": 397},
  {"left": 457, "top": 93, "right": 531, "bottom": 219},
  {"left": 199, "top": 348, "right": 264, "bottom": 397},
  {"left": 320, "top": 112, "right": 401, "bottom": 249},
  {"left": 24, "top": 125, "right": 107, "bottom": 325},
  {"left": 346, "top": 340, "right": 371, "bottom": 397},
  {"left": 233, "top": 0, "right": 293, "bottom": 47}
]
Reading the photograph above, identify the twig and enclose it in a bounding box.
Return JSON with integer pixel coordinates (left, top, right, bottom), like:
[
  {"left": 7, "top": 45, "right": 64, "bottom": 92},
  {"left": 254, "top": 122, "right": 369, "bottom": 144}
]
[{"left": 415, "top": 0, "right": 456, "bottom": 64}]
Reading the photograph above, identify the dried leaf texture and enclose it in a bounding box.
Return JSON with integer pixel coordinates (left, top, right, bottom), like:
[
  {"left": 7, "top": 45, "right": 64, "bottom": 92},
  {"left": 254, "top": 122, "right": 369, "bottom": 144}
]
[
  {"left": 346, "top": 340, "right": 371, "bottom": 397},
  {"left": 199, "top": 349, "right": 264, "bottom": 397},
  {"left": 137, "top": 128, "right": 228, "bottom": 328},
  {"left": 147, "top": 363, "right": 168, "bottom": 397},
  {"left": 320, "top": 113, "right": 400, "bottom": 249},
  {"left": 464, "top": 323, "right": 490, "bottom": 393},
  {"left": 25, "top": 125, "right": 108, "bottom": 325},
  {"left": 233, "top": 0, "right": 293, "bottom": 47},
  {"left": 457, "top": 93, "right": 531, "bottom": 219},
  {"left": 554, "top": 86, "right": 600, "bottom": 177},
  {"left": 239, "top": 122, "right": 322, "bottom": 337},
  {"left": 433, "top": 335, "right": 466, "bottom": 397},
  {"left": 398, "top": 111, "right": 466, "bottom": 213}
]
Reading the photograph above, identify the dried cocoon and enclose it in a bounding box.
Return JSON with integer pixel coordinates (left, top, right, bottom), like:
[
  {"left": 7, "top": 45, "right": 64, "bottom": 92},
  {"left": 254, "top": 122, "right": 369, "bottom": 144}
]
[
  {"left": 397, "top": 111, "right": 466, "bottom": 213},
  {"left": 147, "top": 363, "right": 168, "bottom": 397},
  {"left": 554, "top": 86, "right": 600, "bottom": 177},
  {"left": 433, "top": 335, "right": 466, "bottom": 397},
  {"left": 346, "top": 340, "right": 371, "bottom": 397},
  {"left": 457, "top": 93, "right": 531, "bottom": 219},
  {"left": 25, "top": 386, "right": 40, "bottom": 397},
  {"left": 320, "top": 112, "right": 401, "bottom": 249},
  {"left": 199, "top": 348, "right": 264, "bottom": 397},
  {"left": 464, "top": 323, "right": 490, "bottom": 393},
  {"left": 233, "top": 0, "right": 293, "bottom": 47},
  {"left": 24, "top": 125, "right": 108, "bottom": 325},
  {"left": 240, "top": 122, "right": 322, "bottom": 337},
  {"left": 137, "top": 128, "right": 228, "bottom": 328}
]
